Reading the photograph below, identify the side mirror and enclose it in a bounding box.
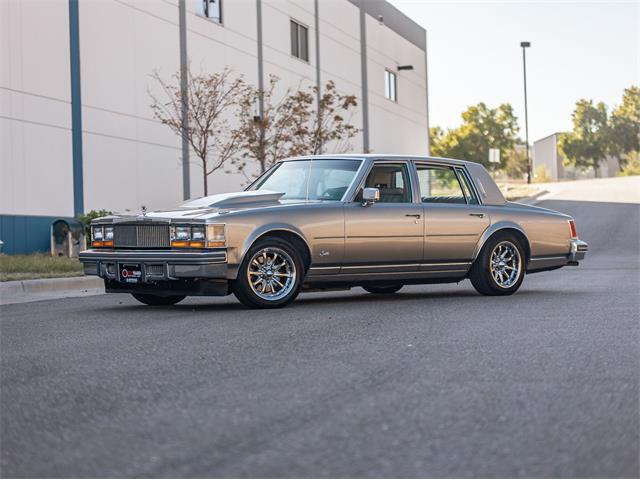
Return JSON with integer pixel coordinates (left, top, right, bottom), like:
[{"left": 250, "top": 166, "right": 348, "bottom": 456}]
[{"left": 361, "top": 187, "right": 380, "bottom": 206}]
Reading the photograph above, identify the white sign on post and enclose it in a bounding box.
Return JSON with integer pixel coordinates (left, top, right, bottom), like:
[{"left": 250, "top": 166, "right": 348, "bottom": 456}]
[{"left": 489, "top": 148, "right": 501, "bottom": 164}]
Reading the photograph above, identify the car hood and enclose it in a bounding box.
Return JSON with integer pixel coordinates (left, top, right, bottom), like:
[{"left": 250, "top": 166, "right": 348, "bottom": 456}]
[
  {"left": 182, "top": 190, "right": 286, "bottom": 209},
  {"left": 103, "top": 190, "right": 309, "bottom": 222}
]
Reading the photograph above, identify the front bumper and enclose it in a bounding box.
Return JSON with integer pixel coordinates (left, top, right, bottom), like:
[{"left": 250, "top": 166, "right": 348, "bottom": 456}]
[
  {"left": 78, "top": 248, "right": 228, "bottom": 282},
  {"left": 568, "top": 239, "right": 588, "bottom": 265}
]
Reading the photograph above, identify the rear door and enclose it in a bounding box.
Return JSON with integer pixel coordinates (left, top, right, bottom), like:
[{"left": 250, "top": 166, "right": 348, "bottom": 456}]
[{"left": 416, "top": 163, "right": 490, "bottom": 268}]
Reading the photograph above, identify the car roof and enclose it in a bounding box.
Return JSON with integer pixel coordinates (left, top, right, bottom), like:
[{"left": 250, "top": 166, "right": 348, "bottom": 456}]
[
  {"left": 281, "top": 154, "right": 471, "bottom": 166},
  {"left": 277, "top": 154, "right": 506, "bottom": 206}
]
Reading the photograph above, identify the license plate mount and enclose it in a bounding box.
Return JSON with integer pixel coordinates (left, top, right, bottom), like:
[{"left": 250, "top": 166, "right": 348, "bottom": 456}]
[{"left": 120, "top": 264, "right": 143, "bottom": 284}]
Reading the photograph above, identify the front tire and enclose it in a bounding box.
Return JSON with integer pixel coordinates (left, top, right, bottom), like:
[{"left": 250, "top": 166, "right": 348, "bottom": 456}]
[
  {"left": 362, "top": 284, "right": 403, "bottom": 294},
  {"left": 470, "top": 234, "right": 525, "bottom": 296},
  {"left": 132, "top": 294, "right": 186, "bottom": 306},
  {"left": 232, "top": 237, "right": 304, "bottom": 309}
]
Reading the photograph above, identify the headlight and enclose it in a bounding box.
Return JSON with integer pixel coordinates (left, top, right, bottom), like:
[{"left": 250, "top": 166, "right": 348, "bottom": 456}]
[
  {"left": 191, "top": 226, "right": 206, "bottom": 241},
  {"left": 207, "top": 224, "right": 226, "bottom": 248},
  {"left": 92, "top": 226, "right": 104, "bottom": 241},
  {"left": 91, "top": 225, "right": 113, "bottom": 247},
  {"left": 173, "top": 226, "right": 191, "bottom": 241},
  {"left": 170, "top": 224, "right": 224, "bottom": 248}
]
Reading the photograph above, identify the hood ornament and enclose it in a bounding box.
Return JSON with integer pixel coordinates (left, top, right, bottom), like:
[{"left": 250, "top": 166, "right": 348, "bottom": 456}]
[{"left": 141, "top": 205, "right": 147, "bottom": 217}]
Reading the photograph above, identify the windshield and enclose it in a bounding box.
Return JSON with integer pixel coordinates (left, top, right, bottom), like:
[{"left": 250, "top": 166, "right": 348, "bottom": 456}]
[{"left": 253, "top": 159, "right": 361, "bottom": 201}]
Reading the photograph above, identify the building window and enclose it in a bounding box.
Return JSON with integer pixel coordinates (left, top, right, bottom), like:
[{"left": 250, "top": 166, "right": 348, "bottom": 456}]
[
  {"left": 198, "top": 0, "right": 222, "bottom": 23},
  {"left": 385, "top": 70, "right": 397, "bottom": 102},
  {"left": 290, "top": 19, "right": 309, "bottom": 62}
]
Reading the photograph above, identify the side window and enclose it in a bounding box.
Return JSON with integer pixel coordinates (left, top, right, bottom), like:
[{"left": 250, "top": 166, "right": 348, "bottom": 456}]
[
  {"left": 356, "top": 163, "right": 412, "bottom": 203},
  {"left": 456, "top": 168, "right": 480, "bottom": 205},
  {"left": 308, "top": 160, "right": 360, "bottom": 201},
  {"left": 416, "top": 165, "right": 467, "bottom": 204}
]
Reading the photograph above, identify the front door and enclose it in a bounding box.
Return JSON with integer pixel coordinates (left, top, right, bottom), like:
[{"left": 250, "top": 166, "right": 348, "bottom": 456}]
[
  {"left": 343, "top": 162, "right": 423, "bottom": 273},
  {"left": 415, "top": 163, "right": 490, "bottom": 268}
]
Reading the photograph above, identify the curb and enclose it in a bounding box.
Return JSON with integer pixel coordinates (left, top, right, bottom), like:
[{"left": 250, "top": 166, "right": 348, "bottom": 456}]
[{"left": 0, "top": 276, "right": 105, "bottom": 306}]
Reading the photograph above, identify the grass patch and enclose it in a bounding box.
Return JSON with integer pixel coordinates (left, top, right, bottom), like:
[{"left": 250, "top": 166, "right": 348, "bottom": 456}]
[{"left": 0, "top": 253, "right": 84, "bottom": 282}]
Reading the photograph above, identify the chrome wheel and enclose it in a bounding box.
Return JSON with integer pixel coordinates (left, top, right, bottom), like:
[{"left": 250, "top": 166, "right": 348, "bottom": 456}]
[
  {"left": 247, "top": 247, "right": 297, "bottom": 301},
  {"left": 490, "top": 241, "right": 522, "bottom": 289}
]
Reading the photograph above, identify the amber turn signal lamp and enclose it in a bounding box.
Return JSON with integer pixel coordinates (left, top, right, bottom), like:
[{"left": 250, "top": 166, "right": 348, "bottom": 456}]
[
  {"left": 92, "top": 241, "right": 112, "bottom": 248},
  {"left": 172, "top": 240, "right": 207, "bottom": 248}
]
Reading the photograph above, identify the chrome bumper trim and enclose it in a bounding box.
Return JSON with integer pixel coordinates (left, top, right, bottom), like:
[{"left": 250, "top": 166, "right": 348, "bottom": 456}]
[
  {"left": 79, "top": 249, "right": 227, "bottom": 264},
  {"left": 568, "top": 239, "right": 588, "bottom": 264},
  {"left": 79, "top": 249, "right": 228, "bottom": 281}
]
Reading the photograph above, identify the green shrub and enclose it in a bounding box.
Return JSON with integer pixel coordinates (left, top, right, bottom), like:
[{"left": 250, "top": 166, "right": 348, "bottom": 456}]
[
  {"left": 77, "top": 209, "right": 113, "bottom": 240},
  {"left": 534, "top": 165, "right": 552, "bottom": 183}
]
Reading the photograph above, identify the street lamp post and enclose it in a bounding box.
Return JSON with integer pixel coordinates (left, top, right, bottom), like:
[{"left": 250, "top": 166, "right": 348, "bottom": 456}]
[{"left": 520, "top": 41, "right": 532, "bottom": 184}]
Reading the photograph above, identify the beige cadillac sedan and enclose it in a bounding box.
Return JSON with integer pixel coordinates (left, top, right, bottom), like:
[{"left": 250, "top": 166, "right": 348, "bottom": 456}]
[{"left": 80, "top": 155, "right": 588, "bottom": 308}]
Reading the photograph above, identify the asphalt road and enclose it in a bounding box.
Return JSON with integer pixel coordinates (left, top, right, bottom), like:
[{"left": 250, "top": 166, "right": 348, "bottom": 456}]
[{"left": 1, "top": 193, "right": 639, "bottom": 477}]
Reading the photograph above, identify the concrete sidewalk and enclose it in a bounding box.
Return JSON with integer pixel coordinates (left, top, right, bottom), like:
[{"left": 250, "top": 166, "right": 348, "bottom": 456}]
[
  {"left": 513, "top": 189, "right": 548, "bottom": 205},
  {"left": 0, "top": 276, "right": 104, "bottom": 306},
  {"left": 531, "top": 175, "right": 640, "bottom": 204}
]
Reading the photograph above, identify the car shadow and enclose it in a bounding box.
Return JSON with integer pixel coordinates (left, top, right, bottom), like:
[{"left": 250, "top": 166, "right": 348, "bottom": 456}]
[
  {"left": 97, "top": 300, "right": 245, "bottom": 314},
  {"left": 292, "top": 287, "right": 573, "bottom": 306},
  {"left": 97, "top": 286, "right": 573, "bottom": 315}
]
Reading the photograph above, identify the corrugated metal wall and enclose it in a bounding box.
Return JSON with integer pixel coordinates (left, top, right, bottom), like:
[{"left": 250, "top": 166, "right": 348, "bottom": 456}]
[{"left": 0, "top": 215, "right": 63, "bottom": 254}]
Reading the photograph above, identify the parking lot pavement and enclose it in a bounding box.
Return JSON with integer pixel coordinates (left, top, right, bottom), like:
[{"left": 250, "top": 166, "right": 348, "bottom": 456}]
[{"left": 1, "top": 188, "right": 639, "bottom": 477}]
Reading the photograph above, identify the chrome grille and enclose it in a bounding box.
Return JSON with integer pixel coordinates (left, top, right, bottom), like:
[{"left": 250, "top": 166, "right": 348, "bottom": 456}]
[{"left": 114, "top": 224, "right": 170, "bottom": 248}]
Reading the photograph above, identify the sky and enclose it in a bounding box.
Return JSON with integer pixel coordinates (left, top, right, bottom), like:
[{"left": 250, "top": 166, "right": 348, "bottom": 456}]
[{"left": 388, "top": 0, "right": 640, "bottom": 142}]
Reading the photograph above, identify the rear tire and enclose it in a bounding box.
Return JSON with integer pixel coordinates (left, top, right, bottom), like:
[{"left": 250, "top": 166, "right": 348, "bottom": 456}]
[
  {"left": 132, "top": 294, "right": 186, "bottom": 306},
  {"left": 232, "top": 237, "right": 304, "bottom": 309},
  {"left": 362, "top": 284, "right": 403, "bottom": 294},
  {"left": 470, "top": 233, "right": 525, "bottom": 296}
]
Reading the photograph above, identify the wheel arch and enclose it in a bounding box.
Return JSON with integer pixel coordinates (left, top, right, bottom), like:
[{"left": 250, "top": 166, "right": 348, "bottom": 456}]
[
  {"left": 472, "top": 222, "right": 531, "bottom": 263},
  {"left": 237, "top": 226, "right": 312, "bottom": 279}
]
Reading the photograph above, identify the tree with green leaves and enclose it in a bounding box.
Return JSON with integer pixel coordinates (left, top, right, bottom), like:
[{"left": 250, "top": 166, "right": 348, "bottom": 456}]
[
  {"left": 559, "top": 100, "right": 609, "bottom": 176},
  {"left": 608, "top": 86, "right": 639, "bottom": 170},
  {"left": 429, "top": 102, "right": 520, "bottom": 171},
  {"left": 503, "top": 146, "right": 529, "bottom": 179}
]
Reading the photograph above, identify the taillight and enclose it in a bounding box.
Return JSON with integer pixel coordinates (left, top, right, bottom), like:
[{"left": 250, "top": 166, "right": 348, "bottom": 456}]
[{"left": 569, "top": 220, "right": 578, "bottom": 239}]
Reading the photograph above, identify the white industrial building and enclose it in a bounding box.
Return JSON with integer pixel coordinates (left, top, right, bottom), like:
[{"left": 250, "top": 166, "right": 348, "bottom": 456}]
[
  {"left": 533, "top": 133, "right": 619, "bottom": 181},
  {"left": 1, "top": 0, "right": 429, "bottom": 254}
]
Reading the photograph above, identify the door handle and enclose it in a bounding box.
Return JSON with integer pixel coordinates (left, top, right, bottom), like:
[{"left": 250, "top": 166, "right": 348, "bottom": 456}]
[
  {"left": 405, "top": 214, "right": 421, "bottom": 218},
  {"left": 469, "top": 213, "right": 485, "bottom": 218}
]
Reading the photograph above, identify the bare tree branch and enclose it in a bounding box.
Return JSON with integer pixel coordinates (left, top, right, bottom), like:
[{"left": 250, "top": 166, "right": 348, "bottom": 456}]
[
  {"left": 149, "top": 65, "right": 249, "bottom": 196},
  {"left": 233, "top": 78, "right": 360, "bottom": 181}
]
